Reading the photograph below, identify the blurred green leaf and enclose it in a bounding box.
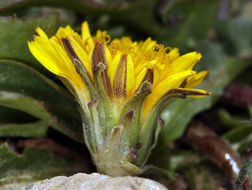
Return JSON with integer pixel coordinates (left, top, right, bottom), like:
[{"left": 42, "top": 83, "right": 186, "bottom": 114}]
[
  {"left": 158, "top": 41, "right": 251, "bottom": 147},
  {"left": 160, "top": 0, "right": 218, "bottom": 48},
  {"left": 114, "top": 0, "right": 164, "bottom": 37},
  {"left": 0, "top": 92, "right": 82, "bottom": 141},
  {"left": 0, "top": 120, "right": 48, "bottom": 138},
  {"left": 235, "top": 65, "right": 252, "bottom": 85},
  {"left": 0, "top": 59, "right": 82, "bottom": 142},
  {"left": 236, "top": 138, "right": 252, "bottom": 154},
  {"left": 249, "top": 106, "right": 252, "bottom": 117},
  {"left": 218, "top": 109, "right": 251, "bottom": 130},
  {"left": 0, "top": 0, "right": 130, "bottom": 15},
  {"left": 223, "top": 124, "right": 252, "bottom": 143},
  {"left": 0, "top": 143, "right": 88, "bottom": 189},
  {"left": 217, "top": 17, "right": 252, "bottom": 56},
  {"left": 151, "top": 150, "right": 202, "bottom": 172},
  {"left": 220, "top": 109, "right": 252, "bottom": 153},
  {"left": 0, "top": 106, "right": 35, "bottom": 124},
  {"left": 168, "top": 151, "right": 201, "bottom": 172},
  {"left": 0, "top": 14, "right": 57, "bottom": 71},
  {"left": 0, "top": 0, "right": 164, "bottom": 37},
  {"left": 183, "top": 162, "right": 225, "bottom": 190},
  {"left": 22, "top": 7, "right": 77, "bottom": 26}
]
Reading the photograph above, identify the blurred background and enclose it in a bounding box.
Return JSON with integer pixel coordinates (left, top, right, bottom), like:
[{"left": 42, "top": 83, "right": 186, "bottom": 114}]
[{"left": 0, "top": 0, "right": 251, "bottom": 189}]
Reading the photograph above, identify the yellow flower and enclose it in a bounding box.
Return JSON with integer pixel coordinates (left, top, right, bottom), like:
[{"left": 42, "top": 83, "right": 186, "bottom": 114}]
[
  {"left": 28, "top": 21, "right": 210, "bottom": 119},
  {"left": 28, "top": 21, "right": 211, "bottom": 176}
]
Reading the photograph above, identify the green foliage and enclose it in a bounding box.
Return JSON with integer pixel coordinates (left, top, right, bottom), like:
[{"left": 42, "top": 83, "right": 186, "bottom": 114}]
[
  {"left": 0, "top": 143, "right": 86, "bottom": 189},
  {"left": 0, "top": 121, "right": 48, "bottom": 138},
  {"left": 217, "top": 17, "right": 252, "bottom": 56},
  {"left": 159, "top": 0, "right": 219, "bottom": 48},
  {"left": 0, "top": 14, "right": 58, "bottom": 71},
  {"left": 220, "top": 109, "right": 252, "bottom": 154},
  {"left": 0, "top": 59, "right": 82, "bottom": 141}
]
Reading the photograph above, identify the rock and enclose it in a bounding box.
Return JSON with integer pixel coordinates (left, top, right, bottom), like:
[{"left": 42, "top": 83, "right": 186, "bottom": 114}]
[{"left": 20, "top": 173, "right": 168, "bottom": 190}]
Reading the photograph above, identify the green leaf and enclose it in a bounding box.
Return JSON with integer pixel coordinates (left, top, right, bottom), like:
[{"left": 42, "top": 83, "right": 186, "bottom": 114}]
[
  {"left": 236, "top": 135, "right": 252, "bottom": 154},
  {"left": 217, "top": 17, "right": 252, "bottom": 57},
  {"left": 0, "top": 59, "right": 83, "bottom": 142},
  {"left": 0, "top": 0, "right": 129, "bottom": 15},
  {"left": 0, "top": 0, "right": 164, "bottom": 38},
  {"left": 0, "top": 143, "right": 88, "bottom": 189},
  {"left": 0, "top": 121, "right": 48, "bottom": 138},
  {"left": 249, "top": 106, "right": 252, "bottom": 117},
  {"left": 158, "top": 41, "right": 251, "bottom": 147},
  {"left": 0, "top": 14, "right": 57, "bottom": 71},
  {"left": 0, "top": 106, "right": 35, "bottom": 124},
  {"left": 160, "top": 0, "right": 219, "bottom": 48},
  {"left": 0, "top": 92, "right": 81, "bottom": 141},
  {"left": 219, "top": 109, "right": 252, "bottom": 144},
  {"left": 218, "top": 109, "right": 251, "bottom": 130},
  {"left": 223, "top": 125, "right": 252, "bottom": 144},
  {"left": 220, "top": 109, "right": 252, "bottom": 152},
  {"left": 150, "top": 150, "right": 202, "bottom": 172}
]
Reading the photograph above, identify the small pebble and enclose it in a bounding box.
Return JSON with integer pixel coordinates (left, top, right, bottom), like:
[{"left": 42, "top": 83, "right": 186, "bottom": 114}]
[{"left": 20, "top": 173, "right": 168, "bottom": 190}]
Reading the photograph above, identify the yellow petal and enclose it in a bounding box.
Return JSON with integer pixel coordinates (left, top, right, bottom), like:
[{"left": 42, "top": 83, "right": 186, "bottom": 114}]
[
  {"left": 56, "top": 26, "right": 74, "bottom": 37},
  {"left": 134, "top": 68, "right": 147, "bottom": 93},
  {"left": 35, "top": 27, "right": 48, "bottom": 39},
  {"left": 144, "top": 70, "right": 196, "bottom": 117},
  {"left": 108, "top": 51, "right": 122, "bottom": 87},
  {"left": 82, "top": 21, "right": 92, "bottom": 42},
  {"left": 171, "top": 52, "right": 202, "bottom": 72},
  {"left": 28, "top": 29, "right": 91, "bottom": 105},
  {"left": 81, "top": 21, "right": 94, "bottom": 52},
  {"left": 113, "top": 55, "right": 127, "bottom": 98},
  {"left": 105, "top": 45, "right": 112, "bottom": 67},
  {"left": 167, "top": 48, "right": 180, "bottom": 62},
  {"left": 67, "top": 36, "right": 93, "bottom": 78},
  {"left": 112, "top": 54, "right": 135, "bottom": 98},
  {"left": 186, "top": 70, "right": 209, "bottom": 88},
  {"left": 126, "top": 55, "right": 135, "bottom": 97},
  {"left": 54, "top": 26, "right": 94, "bottom": 78},
  {"left": 141, "top": 37, "right": 157, "bottom": 50},
  {"left": 28, "top": 38, "right": 65, "bottom": 77}
]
